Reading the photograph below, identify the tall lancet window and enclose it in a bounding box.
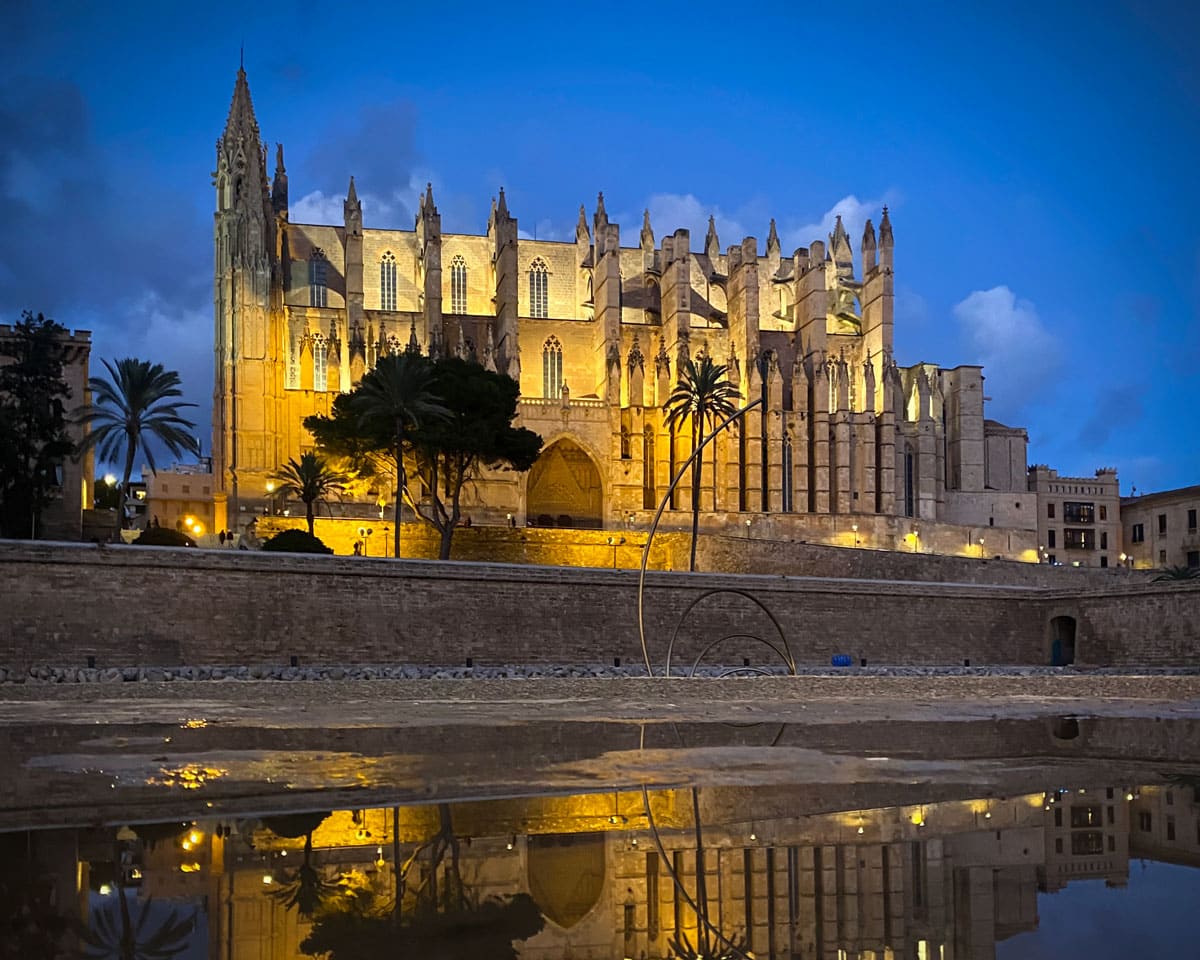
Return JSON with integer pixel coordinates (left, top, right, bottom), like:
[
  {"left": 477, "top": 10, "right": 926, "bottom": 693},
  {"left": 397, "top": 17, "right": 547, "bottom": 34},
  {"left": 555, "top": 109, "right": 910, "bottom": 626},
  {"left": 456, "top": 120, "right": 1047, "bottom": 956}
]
[
  {"left": 309, "top": 248, "right": 328, "bottom": 307},
  {"left": 380, "top": 251, "right": 397, "bottom": 311},
  {"left": 311, "top": 335, "right": 328, "bottom": 392},
  {"left": 529, "top": 258, "right": 549, "bottom": 318},
  {"left": 542, "top": 336, "right": 563, "bottom": 399},
  {"left": 450, "top": 255, "right": 468, "bottom": 314},
  {"left": 781, "top": 432, "right": 794, "bottom": 512}
]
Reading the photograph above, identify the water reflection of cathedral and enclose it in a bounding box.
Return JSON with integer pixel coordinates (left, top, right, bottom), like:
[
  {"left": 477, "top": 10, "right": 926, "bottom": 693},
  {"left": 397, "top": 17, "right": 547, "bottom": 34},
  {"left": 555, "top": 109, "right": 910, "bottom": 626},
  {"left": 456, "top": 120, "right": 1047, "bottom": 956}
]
[{"left": 12, "top": 783, "right": 1200, "bottom": 959}]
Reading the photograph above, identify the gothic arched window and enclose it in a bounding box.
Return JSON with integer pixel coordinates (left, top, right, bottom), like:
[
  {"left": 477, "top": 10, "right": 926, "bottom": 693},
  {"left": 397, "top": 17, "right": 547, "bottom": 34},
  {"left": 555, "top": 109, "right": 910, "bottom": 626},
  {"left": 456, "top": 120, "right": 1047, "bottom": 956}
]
[
  {"left": 529, "top": 258, "right": 549, "bottom": 319},
  {"left": 450, "top": 255, "right": 468, "bottom": 314},
  {"left": 781, "top": 432, "right": 794, "bottom": 512},
  {"left": 380, "top": 251, "right": 397, "bottom": 311},
  {"left": 309, "top": 248, "right": 328, "bottom": 308},
  {"left": 542, "top": 336, "right": 563, "bottom": 399},
  {"left": 311, "top": 334, "right": 328, "bottom": 392}
]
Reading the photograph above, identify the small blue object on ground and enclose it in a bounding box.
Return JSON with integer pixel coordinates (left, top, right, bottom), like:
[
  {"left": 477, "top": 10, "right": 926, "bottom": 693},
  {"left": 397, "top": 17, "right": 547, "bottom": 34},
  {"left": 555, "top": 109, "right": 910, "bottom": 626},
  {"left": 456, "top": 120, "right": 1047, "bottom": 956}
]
[{"left": 831, "top": 654, "right": 853, "bottom": 667}]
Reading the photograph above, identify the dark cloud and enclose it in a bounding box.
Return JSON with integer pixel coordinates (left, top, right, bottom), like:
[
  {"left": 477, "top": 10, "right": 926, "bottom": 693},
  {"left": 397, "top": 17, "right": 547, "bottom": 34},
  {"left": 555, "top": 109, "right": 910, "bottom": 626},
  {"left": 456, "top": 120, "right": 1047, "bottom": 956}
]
[
  {"left": 299, "top": 99, "right": 419, "bottom": 201},
  {"left": 0, "top": 71, "right": 213, "bottom": 465},
  {"left": 1077, "top": 388, "right": 1144, "bottom": 449}
]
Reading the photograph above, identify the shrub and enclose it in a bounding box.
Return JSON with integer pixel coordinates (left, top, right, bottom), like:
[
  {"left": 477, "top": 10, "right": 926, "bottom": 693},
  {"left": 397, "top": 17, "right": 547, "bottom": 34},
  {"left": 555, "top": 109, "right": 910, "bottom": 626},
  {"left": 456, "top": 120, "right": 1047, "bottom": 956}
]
[
  {"left": 131, "top": 526, "right": 196, "bottom": 548},
  {"left": 261, "top": 528, "right": 333, "bottom": 555}
]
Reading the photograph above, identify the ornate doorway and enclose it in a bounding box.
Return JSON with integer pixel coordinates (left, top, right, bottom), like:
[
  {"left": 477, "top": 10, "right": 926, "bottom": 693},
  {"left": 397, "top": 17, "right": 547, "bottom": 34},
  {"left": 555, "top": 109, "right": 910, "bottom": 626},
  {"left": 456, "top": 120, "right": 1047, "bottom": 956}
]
[{"left": 525, "top": 439, "right": 603, "bottom": 528}]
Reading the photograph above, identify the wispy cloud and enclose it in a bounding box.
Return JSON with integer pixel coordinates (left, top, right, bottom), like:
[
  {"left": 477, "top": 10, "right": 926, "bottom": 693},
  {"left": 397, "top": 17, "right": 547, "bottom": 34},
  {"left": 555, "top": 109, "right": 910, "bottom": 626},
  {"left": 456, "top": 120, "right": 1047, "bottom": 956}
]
[{"left": 952, "top": 285, "right": 1060, "bottom": 423}]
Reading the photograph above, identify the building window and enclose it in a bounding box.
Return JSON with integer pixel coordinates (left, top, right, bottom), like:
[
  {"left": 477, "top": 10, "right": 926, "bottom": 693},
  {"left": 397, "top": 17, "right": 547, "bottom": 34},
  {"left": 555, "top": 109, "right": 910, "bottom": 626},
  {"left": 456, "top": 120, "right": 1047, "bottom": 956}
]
[
  {"left": 1100, "top": 531, "right": 1108, "bottom": 550},
  {"left": 542, "top": 336, "right": 563, "bottom": 398},
  {"left": 1100, "top": 555, "right": 1108, "bottom": 567},
  {"left": 1189, "top": 508, "right": 1197, "bottom": 531},
  {"left": 450, "top": 255, "right": 468, "bottom": 314},
  {"left": 1132, "top": 523, "right": 1144, "bottom": 543},
  {"left": 1048, "top": 530, "right": 1056, "bottom": 550},
  {"left": 781, "top": 433, "right": 794, "bottom": 512},
  {"left": 380, "top": 252, "right": 397, "bottom": 311},
  {"left": 1167, "top": 817, "right": 1176, "bottom": 841},
  {"left": 903, "top": 447, "right": 915, "bottom": 518},
  {"left": 1107, "top": 835, "right": 1115, "bottom": 852},
  {"left": 1065, "top": 528, "right": 1095, "bottom": 550},
  {"left": 1071, "top": 806, "right": 1102, "bottom": 828},
  {"left": 529, "top": 258, "right": 549, "bottom": 318},
  {"left": 1159, "top": 513, "right": 1167, "bottom": 534},
  {"left": 1099, "top": 504, "right": 1107, "bottom": 521},
  {"left": 1138, "top": 811, "right": 1152, "bottom": 831},
  {"left": 1188, "top": 551, "right": 1199, "bottom": 569},
  {"left": 1048, "top": 554, "right": 1056, "bottom": 564},
  {"left": 1064, "top": 502, "right": 1095, "bottom": 523},
  {"left": 1071, "top": 832, "right": 1104, "bottom": 856},
  {"left": 1054, "top": 837, "right": 1063, "bottom": 854},
  {"left": 1047, "top": 503, "right": 1055, "bottom": 519},
  {"left": 1160, "top": 549, "right": 1167, "bottom": 564},
  {"left": 312, "top": 336, "right": 328, "bottom": 392},
  {"left": 309, "top": 248, "right": 328, "bottom": 307}
]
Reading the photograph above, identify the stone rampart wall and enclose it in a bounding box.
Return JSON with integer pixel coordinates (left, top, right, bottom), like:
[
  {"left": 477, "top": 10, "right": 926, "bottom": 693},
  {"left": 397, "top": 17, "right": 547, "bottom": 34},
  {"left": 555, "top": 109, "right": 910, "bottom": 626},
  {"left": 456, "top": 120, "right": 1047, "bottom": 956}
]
[{"left": 0, "top": 542, "right": 1194, "bottom": 674}]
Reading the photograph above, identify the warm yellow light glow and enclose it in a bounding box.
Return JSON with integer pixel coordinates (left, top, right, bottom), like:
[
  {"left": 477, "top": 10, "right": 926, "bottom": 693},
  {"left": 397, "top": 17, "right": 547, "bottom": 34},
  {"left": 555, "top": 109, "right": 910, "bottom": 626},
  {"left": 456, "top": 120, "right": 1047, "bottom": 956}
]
[
  {"left": 99, "top": 883, "right": 112, "bottom": 895},
  {"left": 262, "top": 874, "right": 273, "bottom": 885},
  {"left": 188, "top": 830, "right": 202, "bottom": 845},
  {"left": 179, "top": 862, "right": 201, "bottom": 873},
  {"left": 181, "top": 840, "right": 193, "bottom": 851},
  {"left": 104, "top": 473, "right": 116, "bottom": 486},
  {"left": 266, "top": 480, "right": 276, "bottom": 493},
  {"left": 192, "top": 523, "right": 204, "bottom": 535}
]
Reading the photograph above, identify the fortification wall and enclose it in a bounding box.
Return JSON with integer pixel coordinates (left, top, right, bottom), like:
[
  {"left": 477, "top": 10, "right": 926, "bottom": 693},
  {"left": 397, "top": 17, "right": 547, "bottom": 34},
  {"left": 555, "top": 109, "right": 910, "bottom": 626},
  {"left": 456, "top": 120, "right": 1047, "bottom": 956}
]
[{"left": 2, "top": 541, "right": 1195, "bottom": 674}]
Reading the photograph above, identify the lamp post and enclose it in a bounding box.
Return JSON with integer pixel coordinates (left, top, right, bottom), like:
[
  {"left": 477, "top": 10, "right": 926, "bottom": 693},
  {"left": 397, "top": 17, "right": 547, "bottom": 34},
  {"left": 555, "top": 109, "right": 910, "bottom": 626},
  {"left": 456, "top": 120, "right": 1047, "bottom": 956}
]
[
  {"left": 607, "top": 536, "right": 625, "bottom": 569},
  {"left": 265, "top": 480, "right": 276, "bottom": 515},
  {"left": 744, "top": 518, "right": 752, "bottom": 540},
  {"left": 851, "top": 522, "right": 859, "bottom": 547},
  {"left": 358, "top": 526, "right": 373, "bottom": 557}
]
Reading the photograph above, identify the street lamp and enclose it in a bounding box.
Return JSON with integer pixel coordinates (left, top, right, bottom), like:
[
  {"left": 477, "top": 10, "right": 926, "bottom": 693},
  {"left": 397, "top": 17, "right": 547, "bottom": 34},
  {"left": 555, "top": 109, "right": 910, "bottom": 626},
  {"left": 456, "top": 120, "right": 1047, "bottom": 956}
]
[
  {"left": 851, "top": 522, "right": 859, "bottom": 547},
  {"left": 358, "top": 526, "right": 373, "bottom": 557},
  {"left": 265, "top": 480, "right": 276, "bottom": 515},
  {"left": 607, "top": 535, "right": 625, "bottom": 569},
  {"left": 744, "top": 518, "right": 753, "bottom": 539}
]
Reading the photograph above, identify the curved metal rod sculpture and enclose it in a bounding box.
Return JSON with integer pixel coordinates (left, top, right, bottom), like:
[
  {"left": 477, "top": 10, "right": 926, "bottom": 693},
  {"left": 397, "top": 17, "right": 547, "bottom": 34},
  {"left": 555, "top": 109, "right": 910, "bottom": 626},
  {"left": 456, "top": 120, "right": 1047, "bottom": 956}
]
[
  {"left": 665, "top": 589, "right": 796, "bottom": 677},
  {"left": 638, "top": 397, "right": 767, "bottom": 675}
]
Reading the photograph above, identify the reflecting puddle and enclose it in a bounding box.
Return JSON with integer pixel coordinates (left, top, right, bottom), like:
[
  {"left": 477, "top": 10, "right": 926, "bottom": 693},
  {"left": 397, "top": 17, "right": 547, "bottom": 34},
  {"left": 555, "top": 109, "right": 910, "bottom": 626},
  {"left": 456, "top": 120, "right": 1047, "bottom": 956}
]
[{"left": 4, "top": 712, "right": 1200, "bottom": 956}]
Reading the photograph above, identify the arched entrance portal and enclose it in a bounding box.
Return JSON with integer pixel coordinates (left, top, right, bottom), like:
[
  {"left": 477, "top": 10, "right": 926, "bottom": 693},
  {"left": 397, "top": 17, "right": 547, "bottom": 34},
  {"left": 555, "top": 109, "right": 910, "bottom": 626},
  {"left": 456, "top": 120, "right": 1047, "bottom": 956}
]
[
  {"left": 1050, "top": 616, "right": 1077, "bottom": 666},
  {"left": 526, "top": 439, "right": 603, "bottom": 528}
]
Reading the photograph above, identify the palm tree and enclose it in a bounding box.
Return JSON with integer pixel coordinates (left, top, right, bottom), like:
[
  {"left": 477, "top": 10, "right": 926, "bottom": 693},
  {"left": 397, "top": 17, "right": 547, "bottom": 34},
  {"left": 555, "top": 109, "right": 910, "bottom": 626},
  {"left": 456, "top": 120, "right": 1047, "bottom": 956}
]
[
  {"left": 270, "top": 452, "right": 348, "bottom": 536},
  {"left": 77, "top": 359, "right": 199, "bottom": 542},
  {"left": 664, "top": 356, "right": 740, "bottom": 572},
  {"left": 351, "top": 354, "right": 448, "bottom": 559},
  {"left": 1153, "top": 565, "right": 1200, "bottom": 582}
]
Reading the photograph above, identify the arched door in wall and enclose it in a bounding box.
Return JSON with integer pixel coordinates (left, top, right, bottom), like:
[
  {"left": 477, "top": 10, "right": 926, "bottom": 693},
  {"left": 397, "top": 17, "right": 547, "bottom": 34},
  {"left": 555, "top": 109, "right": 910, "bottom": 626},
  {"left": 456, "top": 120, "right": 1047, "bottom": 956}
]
[
  {"left": 525, "top": 439, "right": 603, "bottom": 528},
  {"left": 1050, "top": 615, "right": 1077, "bottom": 666}
]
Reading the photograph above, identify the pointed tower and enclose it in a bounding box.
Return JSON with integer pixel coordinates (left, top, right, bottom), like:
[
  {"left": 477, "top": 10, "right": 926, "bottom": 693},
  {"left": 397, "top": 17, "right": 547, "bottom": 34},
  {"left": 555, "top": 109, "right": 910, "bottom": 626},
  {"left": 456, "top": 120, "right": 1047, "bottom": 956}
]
[
  {"left": 416, "top": 182, "right": 442, "bottom": 345},
  {"left": 488, "top": 188, "right": 520, "bottom": 379},
  {"left": 271, "top": 143, "right": 288, "bottom": 220},
  {"left": 704, "top": 215, "right": 721, "bottom": 262},
  {"left": 213, "top": 63, "right": 276, "bottom": 523},
  {"left": 861, "top": 207, "right": 894, "bottom": 407},
  {"left": 342, "top": 176, "right": 363, "bottom": 392}
]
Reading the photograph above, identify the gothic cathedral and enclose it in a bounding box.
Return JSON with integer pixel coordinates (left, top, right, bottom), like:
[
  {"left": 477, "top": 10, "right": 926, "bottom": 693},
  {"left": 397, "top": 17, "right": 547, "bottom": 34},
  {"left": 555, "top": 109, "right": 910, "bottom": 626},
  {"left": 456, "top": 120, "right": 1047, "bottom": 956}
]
[{"left": 212, "top": 68, "right": 1036, "bottom": 556}]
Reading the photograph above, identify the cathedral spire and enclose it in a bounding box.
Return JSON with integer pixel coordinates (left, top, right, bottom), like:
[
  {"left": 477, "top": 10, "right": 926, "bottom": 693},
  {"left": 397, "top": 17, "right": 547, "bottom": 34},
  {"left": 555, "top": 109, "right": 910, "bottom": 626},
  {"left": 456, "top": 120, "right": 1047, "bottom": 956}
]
[
  {"left": 640, "top": 208, "right": 654, "bottom": 250},
  {"left": 766, "top": 218, "right": 780, "bottom": 257},
  {"left": 271, "top": 143, "right": 288, "bottom": 218},
  {"left": 879, "top": 205, "right": 893, "bottom": 247},
  {"left": 497, "top": 187, "right": 509, "bottom": 218},
  {"left": 220, "top": 62, "right": 262, "bottom": 151},
  {"left": 423, "top": 181, "right": 436, "bottom": 213},
  {"left": 575, "top": 204, "right": 590, "bottom": 243},
  {"left": 705, "top": 215, "right": 720, "bottom": 260},
  {"left": 347, "top": 174, "right": 358, "bottom": 204}
]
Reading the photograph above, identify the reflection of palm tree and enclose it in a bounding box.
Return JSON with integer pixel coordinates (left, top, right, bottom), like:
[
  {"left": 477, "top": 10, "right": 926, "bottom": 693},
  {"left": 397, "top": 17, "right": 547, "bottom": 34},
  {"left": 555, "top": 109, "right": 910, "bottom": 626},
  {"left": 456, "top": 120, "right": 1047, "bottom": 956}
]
[
  {"left": 664, "top": 357, "right": 740, "bottom": 572},
  {"left": 76, "top": 359, "right": 200, "bottom": 542},
  {"left": 262, "top": 812, "right": 338, "bottom": 920},
  {"left": 269, "top": 452, "right": 348, "bottom": 536},
  {"left": 81, "top": 893, "right": 194, "bottom": 960}
]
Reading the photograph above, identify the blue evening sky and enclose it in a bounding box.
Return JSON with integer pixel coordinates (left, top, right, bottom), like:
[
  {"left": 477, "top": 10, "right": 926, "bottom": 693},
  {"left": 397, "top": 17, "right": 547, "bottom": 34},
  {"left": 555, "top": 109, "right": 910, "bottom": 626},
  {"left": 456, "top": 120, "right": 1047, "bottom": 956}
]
[{"left": 1, "top": 1, "right": 1196, "bottom": 491}]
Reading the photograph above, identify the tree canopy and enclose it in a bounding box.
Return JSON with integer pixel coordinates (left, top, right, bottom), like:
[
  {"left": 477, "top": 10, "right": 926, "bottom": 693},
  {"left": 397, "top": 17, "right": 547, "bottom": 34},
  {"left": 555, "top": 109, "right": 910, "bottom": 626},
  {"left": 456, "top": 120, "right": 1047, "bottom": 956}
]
[
  {"left": 306, "top": 356, "right": 542, "bottom": 560},
  {"left": 0, "top": 312, "right": 75, "bottom": 539}
]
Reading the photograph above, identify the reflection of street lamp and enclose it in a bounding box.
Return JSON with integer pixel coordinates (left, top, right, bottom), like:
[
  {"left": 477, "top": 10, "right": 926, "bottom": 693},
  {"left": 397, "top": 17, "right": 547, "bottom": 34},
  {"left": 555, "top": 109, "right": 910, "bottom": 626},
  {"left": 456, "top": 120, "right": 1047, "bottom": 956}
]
[
  {"left": 265, "top": 480, "right": 276, "bottom": 515},
  {"left": 358, "top": 526, "right": 373, "bottom": 557},
  {"left": 851, "top": 523, "right": 859, "bottom": 547},
  {"left": 104, "top": 473, "right": 116, "bottom": 487},
  {"left": 607, "top": 535, "right": 625, "bottom": 569}
]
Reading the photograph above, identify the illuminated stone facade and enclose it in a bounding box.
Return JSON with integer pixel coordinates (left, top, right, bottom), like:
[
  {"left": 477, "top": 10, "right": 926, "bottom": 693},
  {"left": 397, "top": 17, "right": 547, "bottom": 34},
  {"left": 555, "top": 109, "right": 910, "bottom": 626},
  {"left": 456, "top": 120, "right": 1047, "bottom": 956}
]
[
  {"left": 1119, "top": 484, "right": 1200, "bottom": 571},
  {"left": 212, "top": 68, "right": 1036, "bottom": 556},
  {"left": 1027, "top": 466, "right": 1122, "bottom": 568}
]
